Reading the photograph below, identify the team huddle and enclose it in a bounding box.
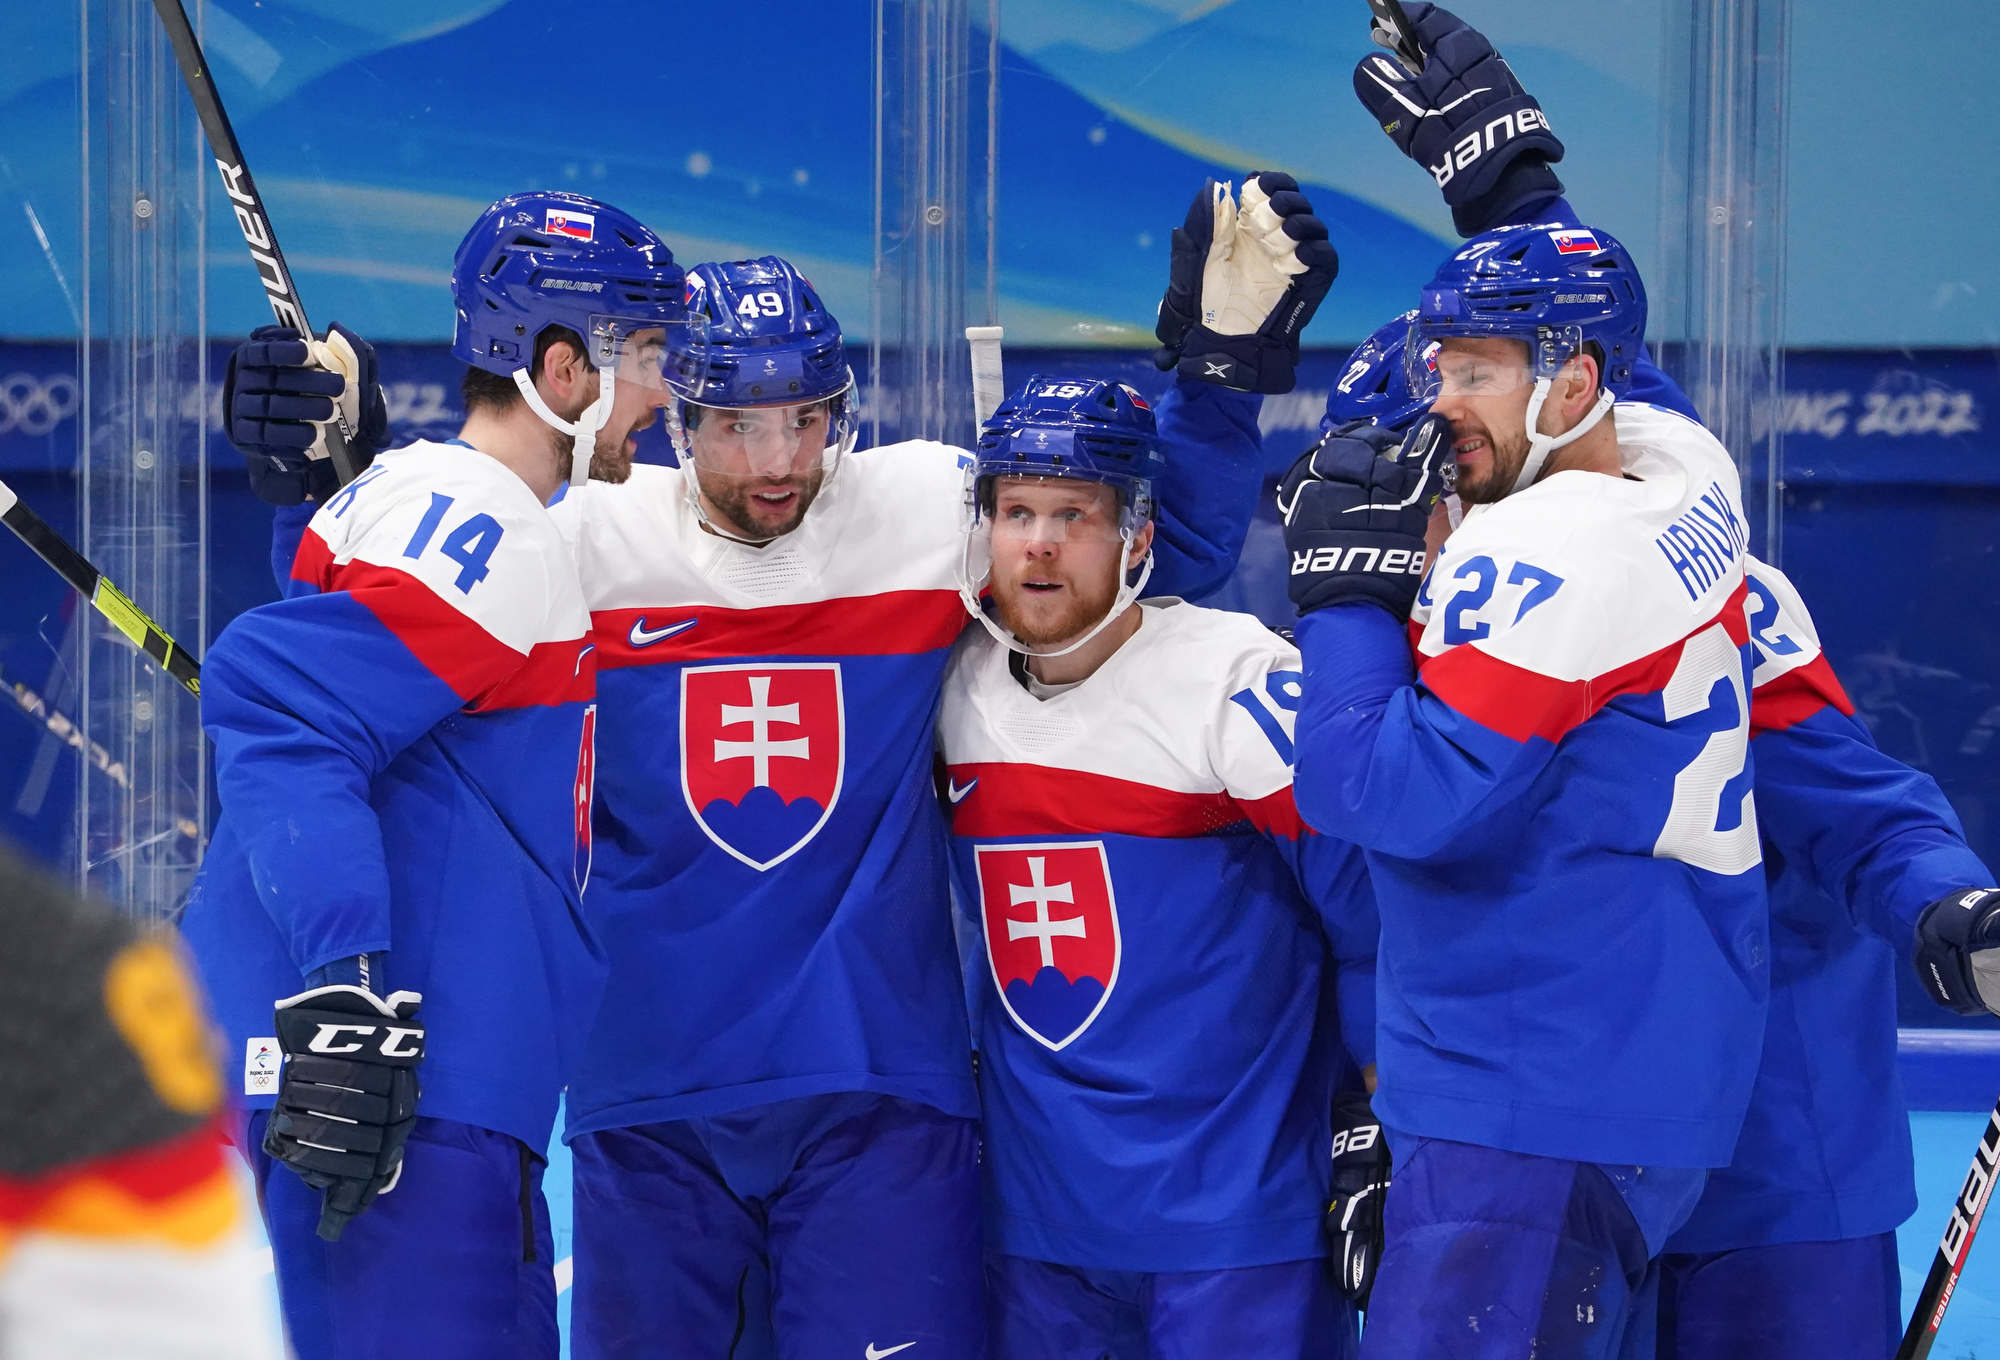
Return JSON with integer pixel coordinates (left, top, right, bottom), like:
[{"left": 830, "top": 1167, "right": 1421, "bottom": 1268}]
[{"left": 178, "top": 6, "right": 2000, "bottom": 1359}]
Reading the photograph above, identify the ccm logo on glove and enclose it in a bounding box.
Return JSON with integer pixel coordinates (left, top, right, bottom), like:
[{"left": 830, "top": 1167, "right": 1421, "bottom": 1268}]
[{"left": 306, "top": 1021, "right": 425, "bottom": 1058}]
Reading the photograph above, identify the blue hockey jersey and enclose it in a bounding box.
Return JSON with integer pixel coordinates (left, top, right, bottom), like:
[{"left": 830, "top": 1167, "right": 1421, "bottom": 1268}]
[
  {"left": 940, "top": 600, "right": 1377, "bottom": 1272},
  {"left": 180, "top": 441, "right": 603, "bottom": 1152},
  {"left": 1667, "top": 558, "right": 1994, "bottom": 1251},
  {"left": 555, "top": 380, "right": 1266, "bottom": 1136},
  {"left": 1294, "top": 403, "right": 1768, "bottom": 1168}
]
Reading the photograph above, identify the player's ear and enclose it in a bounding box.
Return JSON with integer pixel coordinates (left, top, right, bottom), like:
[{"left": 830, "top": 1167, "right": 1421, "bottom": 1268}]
[
  {"left": 1128, "top": 519, "right": 1155, "bottom": 568},
  {"left": 1563, "top": 350, "right": 1601, "bottom": 418},
  {"left": 537, "top": 334, "right": 589, "bottom": 401}
]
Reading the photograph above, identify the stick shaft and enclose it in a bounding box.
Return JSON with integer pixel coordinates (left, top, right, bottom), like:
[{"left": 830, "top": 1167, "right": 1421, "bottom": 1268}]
[
  {"left": 1897, "top": 1097, "right": 2000, "bottom": 1359},
  {"left": 151, "top": 0, "right": 360, "bottom": 484},
  {"left": 967, "top": 325, "right": 1006, "bottom": 429},
  {"left": 0, "top": 480, "right": 201, "bottom": 697}
]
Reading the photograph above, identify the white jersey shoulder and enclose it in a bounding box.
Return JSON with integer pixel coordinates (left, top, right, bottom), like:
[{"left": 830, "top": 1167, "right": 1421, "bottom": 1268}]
[
  {"left": 1743, "top": 554, "right": 1828, "bottom": 692},
  {"left": 304, "top": 439, "right": 583, "bottom": 653},
  {"left": 942, "top": 600, "right": 1300, "bottom": 803},
  {"left": 567, "top": 440, "right": 969, "bottom": 613},
  {"left": 1416, "top": 402, "right": 1750, "bottom": 682}
]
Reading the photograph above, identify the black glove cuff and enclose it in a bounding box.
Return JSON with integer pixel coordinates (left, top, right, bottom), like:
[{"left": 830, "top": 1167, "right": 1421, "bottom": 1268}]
[
  {"left": 1175, "top": 328, "right": 1298, "bottom": 395},
  {"left": 1451, "top": 157, "right": 1567, "bottom": 237}
]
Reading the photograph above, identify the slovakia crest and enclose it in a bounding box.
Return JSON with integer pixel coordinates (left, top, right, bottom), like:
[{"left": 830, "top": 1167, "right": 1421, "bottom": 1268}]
[
  {"left": 681, "top": 663, "right": 845, "bottom": 871},
  {"left": 975, "top": 841, "right": 1121, "bottom": 1051}
]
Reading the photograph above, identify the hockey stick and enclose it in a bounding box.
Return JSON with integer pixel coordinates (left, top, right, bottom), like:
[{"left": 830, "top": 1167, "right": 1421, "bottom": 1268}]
[
  {"left": 150, "top": 0, "right": 361, "bottom": 486},
  {"left": 1897, "top": 1096, "right": 2000, "bottom": 1359},
  {"left": 966, "top": 326, "right": 1006, "bottom": 428},
  {"left": 1366, "top": 0, "right": 1427, "bottom": 73},
  {"left": 0, "top": 478, "right": 201, "bottom": 697}
]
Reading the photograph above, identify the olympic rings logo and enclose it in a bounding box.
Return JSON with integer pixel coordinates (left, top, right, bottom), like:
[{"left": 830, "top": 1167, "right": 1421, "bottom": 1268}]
[{"left": 0, "top": 372, "right": 80, "bottom": 437}]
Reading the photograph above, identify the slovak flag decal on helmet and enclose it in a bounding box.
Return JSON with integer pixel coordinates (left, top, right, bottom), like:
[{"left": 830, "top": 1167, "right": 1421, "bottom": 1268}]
[
  {"left": 1550, "top": 228, "right": 1601, "bottom": 256},
  {"left": 975, "top": 841, "right": 1122, "bottom": 1051},
  {"left": 546, "top": 209, "right": 596, "bottom": 242}
]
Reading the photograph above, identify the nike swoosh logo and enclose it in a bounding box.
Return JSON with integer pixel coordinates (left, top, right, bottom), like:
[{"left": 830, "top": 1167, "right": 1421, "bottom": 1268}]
[
  {"left": 865, "top": 1346, "right": 917, "bottom": 1360},
  {"left": 629, "top": 616, "right": 698, "bottom": 647},
  {"left": 946, "top": 778, "right": 977, "bottom": 805}
]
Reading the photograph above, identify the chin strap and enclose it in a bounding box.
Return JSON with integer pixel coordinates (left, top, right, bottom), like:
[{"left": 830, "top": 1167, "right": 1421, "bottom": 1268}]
[
  {"left": 511, "top": 367, "right": 615, "bottom": 488},
  {"left": 956, "top": 532, "right": 1155, "bottom": 660},
  {"left": 1511, "top": 379, "right": 1615, "bottom": 495}
]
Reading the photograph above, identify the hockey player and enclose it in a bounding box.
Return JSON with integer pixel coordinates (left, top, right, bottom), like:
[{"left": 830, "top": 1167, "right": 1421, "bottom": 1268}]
[
  {"left": 1341, "top": 10, "right": 2000, "bottom": 1352},
  {"left": 217, "top": 177, "right": 1336, "bottom": 1356},
  {"left": 1281, "top": 223, "right": 1766, "bottom": 1359},
  {"left": 937, "top": 377, "right": 1379, "bottom": 1360},
  {"left": 0, "top": 847, "right": 279, "bottom": 1360},
  {"left": 179, "top": 190, "right": 692, "bottom": 1360}
]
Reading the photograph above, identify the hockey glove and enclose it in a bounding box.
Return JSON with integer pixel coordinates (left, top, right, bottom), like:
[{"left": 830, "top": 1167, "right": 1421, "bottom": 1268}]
[
  {"left": 1352, "top": 3, "right": 1566, "bottom": 236},
  {"left": 1279, "top": 414, "right": 1450, "bottom": 618},
  {"left": 1326, "top": 1091, "right": 1390, "bottom": 1309},
  {"left": 226, "top": 323, "right": 386, "bottom": 505},
  {"left": 1154, "top": 172, "right": 1338, "bottom": 395},
  {"left": 1915, "top": 888, "right": 2000, "bottom": 1017},
  {"left": 264, "top": 983, "right": 423, "bottom": 1241}
]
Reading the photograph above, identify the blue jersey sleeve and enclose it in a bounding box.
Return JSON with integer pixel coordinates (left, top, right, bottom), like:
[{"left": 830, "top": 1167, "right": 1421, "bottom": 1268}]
[
  {"left": 1293, "top": 602, "right": 1555, "bottom": 860},
  {"left": 1755, "top": 704, "right": 1992, "bottom": 942},
  {"left": 1294, "top": 832, "right": 1379, "bottom": 1069},
  {"left": 1147, "top": 376, "right": 1264, "bottom": 602},
  {"left": 205, "top": 488, "right": 556, "bottom": 977},
  {"left": 269, "top": 503, "right": 313, "bottom": 595}
]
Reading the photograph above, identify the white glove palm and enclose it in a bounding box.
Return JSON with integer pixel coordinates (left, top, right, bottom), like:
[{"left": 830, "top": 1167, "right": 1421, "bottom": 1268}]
[{"left": 1199, "top": 179, "right": 1312, "bottom": 337}]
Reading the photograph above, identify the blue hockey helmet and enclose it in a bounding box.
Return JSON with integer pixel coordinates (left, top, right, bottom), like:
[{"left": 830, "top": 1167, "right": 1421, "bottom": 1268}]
[
  {"left": 959, "top": 376, "right": 1164, "bottom": 658},
  {"left": 1411, "top": 221, "right": 1646, "bottom": 493},
  {"left": 664, "top": 257, "right": 858, "bottom": 508},
  {"left": 667, "top": 257, "right": 853, "bottom": 406},
  {"left": 450, "top": 191, "right": 703, "bottom": 485},
  {"left": 970, "top": 375, "right": 1164, "bottom": 523},
  {"left": 451, "top": 190, "right": 692, "bottom": 376},
  {"left": 1322, "top": 309, "right": 1437, "bottom": 437}
]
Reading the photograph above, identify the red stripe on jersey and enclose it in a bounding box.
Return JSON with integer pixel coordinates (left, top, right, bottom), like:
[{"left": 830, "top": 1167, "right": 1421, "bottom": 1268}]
[
  {"left": 292, "top": 526, "right": 334, "bottom": 586},
  {"left": 1239, "top": 785, "right": 1309, "bottom": 840},
  {"left": 317, "top": 558, "right": 526, "bottom": 703},
  {"left": 1406, "top": 618, "right": 1426, "bottom": 667},
  {"left": 470, "top": 637, "right": 596, "bottom": 711},
  {"left": 594, "top": 589, "right": 969, "bottom": 669},
  {"left": 302, "top": 530, "right": 589, "bottom": 710},
  {"left": 1751, "top": 652, "right": 1856, "bottom": 736},
  {"left": 947, "top": 761, "right": 1299, "bottom": 840},
  {"left": 1420, "top": 580, "right": 1752, "bottom": 745}
]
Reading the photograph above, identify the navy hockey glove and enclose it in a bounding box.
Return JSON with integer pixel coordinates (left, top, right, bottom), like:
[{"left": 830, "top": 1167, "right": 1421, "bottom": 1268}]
[
  {"left": 1154, "top": 172, "right": 1338, "bottom": 395},
  {"left": 1915, "top": 888, "right": 2000, "bottom": 1017},
  {"left": 264, "top": 982, "right": 423, "bottom": 1241},
  {"left": 226, "top": 323, "right": 385, "bottom": 505},
  {"left": 1279, "top": 414, "right": 1449, "bottom": 618},
  {"left": 1352, "top": 3, "right": 1566, "bottom": 236},
  {"left": 1326, "top": 1091, "right": 1390, "bottom": 1309}
]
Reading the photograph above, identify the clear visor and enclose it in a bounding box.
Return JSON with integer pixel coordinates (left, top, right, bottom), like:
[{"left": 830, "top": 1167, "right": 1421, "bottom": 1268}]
[
  {"left": 676, "top": 379, "right": 856, "bottom": 481},
  {"left": 980, "top": 475, "right": 1133, "bottom": 544},
  {"left": 586, "top": 313, "right": 709, "bottom": 392},
  {"left": 1408, "top": 322, "right": 1584, "bottom": 399}
]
